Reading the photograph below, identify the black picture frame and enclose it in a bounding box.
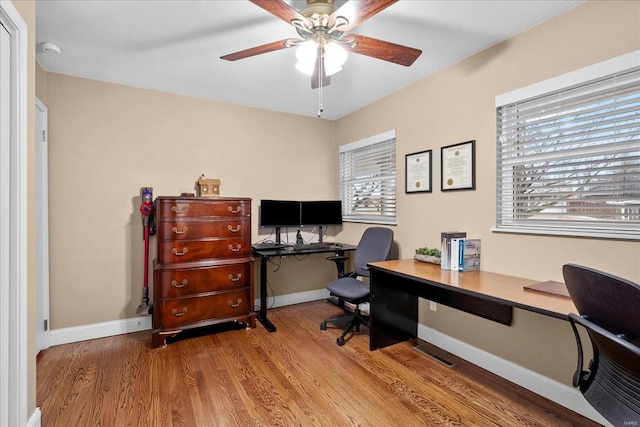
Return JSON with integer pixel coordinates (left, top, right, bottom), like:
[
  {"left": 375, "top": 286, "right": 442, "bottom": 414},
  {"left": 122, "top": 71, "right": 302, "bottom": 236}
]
[
  {"left": 405, "top": 150, "right": 432, "bottom": 193},
  {"left": 441, "top": 140, "right": 476, "bottom": 191}
]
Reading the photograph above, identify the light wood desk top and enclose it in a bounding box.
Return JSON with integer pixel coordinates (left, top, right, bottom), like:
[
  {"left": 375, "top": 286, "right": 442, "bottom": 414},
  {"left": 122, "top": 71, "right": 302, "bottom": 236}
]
[{"left": 368, "top": 259, "right": 578, "bottom": 320}]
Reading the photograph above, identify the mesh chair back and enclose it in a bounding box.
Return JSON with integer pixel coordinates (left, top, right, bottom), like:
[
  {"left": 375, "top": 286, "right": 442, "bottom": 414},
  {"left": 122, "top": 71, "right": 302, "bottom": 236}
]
[
  {"left": 569, "top": 313, "right": 640, "bottom": 424},
  {"left": 353, "top": 227, "right": 394, "bottom": 277},
  {"left": 563, "top": 263, "right": 640, "bottom": 424}
]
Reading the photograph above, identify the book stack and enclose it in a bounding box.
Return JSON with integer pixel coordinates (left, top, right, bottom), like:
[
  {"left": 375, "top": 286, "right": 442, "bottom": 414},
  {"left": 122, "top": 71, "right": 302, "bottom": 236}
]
[
  {"left": 457, "top": 238, "right": 481, "bottom": 272},
  {"left": 440, "top": 231, "right": 466, "bottom": 270}
]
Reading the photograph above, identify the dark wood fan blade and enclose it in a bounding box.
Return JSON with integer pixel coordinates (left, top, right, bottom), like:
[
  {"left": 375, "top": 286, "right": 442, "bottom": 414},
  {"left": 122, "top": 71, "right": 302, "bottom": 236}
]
[
  {"left": 220, "top": 39, "right": 300, "bottom": 61},
  {"left": 250, "top": 0, "right": 308, "bottom": 25},
  {"left": 311, "top": 56, "right": 331, "bottom": 89},
  {"left": 347, "top": 34, "right": 422, "bottom": 66},
  {"left": 330, "top": 0, "right": 398, "bottom": 32}
]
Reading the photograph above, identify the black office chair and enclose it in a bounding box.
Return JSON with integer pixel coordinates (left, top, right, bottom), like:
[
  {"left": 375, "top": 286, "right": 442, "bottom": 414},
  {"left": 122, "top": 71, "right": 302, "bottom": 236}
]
[
  {"left": 320, "top": 227, "right": 394, "bottom": 346},
  {"left": 562, "top": 263, "right": 640, "bottom": 426}
]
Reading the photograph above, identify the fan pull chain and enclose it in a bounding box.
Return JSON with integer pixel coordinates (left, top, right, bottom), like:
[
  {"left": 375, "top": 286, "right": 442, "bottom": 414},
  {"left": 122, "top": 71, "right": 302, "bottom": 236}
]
[{"left": 318, "top": 49, "right": 324, "bottom": 118}]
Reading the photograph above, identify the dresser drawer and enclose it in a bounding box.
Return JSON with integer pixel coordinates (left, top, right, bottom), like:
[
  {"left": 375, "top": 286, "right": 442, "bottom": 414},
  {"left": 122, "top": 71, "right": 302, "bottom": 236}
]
[
  {"left": 158, "top": 289, "right": 251, "bottom": 329},
  {"left": 157, "top": 218, "right": 249, "bottom": 240},
  {"left": 156, "top": 262, "right": 251, "bottom": 298},
  {"left": 156, "top": 199, "right": 249, "bottom": 219},
  {"left": 158, "top": 238, "right": 251, "bottom": 262}
]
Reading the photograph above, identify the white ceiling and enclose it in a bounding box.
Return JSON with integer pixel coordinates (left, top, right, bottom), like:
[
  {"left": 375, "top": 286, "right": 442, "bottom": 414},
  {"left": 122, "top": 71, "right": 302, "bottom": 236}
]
[{"left": 35, "top": 0, "right": 583, "bottom": 120}]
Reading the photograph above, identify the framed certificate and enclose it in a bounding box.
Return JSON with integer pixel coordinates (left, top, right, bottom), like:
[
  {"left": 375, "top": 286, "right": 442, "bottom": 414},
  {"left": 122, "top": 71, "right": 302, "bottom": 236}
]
[
  {"left": 441, "top": 140, "right": 476, "bottom": 191},
  {"left": 405, "top": 150, "right": 432, "bottom": 193}
]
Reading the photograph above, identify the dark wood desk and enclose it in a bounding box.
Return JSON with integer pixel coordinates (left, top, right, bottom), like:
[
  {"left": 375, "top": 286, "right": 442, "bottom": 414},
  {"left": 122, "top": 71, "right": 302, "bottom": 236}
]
[
  {"left": 368, "top": 259, "right": 578, "bottom": 351},
  {"left": 253, "top": 243, "right": 356, "bottom": 332}
]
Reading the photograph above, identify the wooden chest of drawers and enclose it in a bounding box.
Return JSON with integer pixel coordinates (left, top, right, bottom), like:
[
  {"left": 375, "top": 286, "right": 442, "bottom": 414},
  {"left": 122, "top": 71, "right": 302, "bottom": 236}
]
[{"left": 152, "top": 197, "right": 255, "bottom": 348}]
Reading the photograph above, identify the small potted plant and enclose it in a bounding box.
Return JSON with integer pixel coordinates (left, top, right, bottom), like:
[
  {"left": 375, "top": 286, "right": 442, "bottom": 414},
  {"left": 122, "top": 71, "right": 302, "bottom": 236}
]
[{"left": 414, "top": 247, "right": 441, "bottom": 264}]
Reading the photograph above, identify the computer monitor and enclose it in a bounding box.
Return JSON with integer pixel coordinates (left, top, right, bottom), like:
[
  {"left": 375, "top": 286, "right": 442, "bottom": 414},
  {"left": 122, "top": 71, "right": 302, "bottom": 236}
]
[
  {"left": 300, "top": 200, "right": 343, "bottom": 226},
  {"left": 259, "top": 200, "right": 301, "bottom": 227}
]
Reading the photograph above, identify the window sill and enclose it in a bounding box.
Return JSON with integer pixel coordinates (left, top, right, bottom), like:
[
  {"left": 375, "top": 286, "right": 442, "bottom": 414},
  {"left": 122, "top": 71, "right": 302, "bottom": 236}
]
[
  {"left": 490, "top": 227, "right": 640, "bottom": 241},
  {"left": 344, "top": 219, "right": 397, "bottom": 226}
]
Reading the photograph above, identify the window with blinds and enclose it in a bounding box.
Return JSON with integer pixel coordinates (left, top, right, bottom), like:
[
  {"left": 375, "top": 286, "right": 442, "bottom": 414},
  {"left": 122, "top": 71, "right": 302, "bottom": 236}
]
[
  {"left": 339, "top": 130, "right": 396, "bottom": 224},
  {"left": 496, "top": 54, "right": 640, "bottom": 240}
]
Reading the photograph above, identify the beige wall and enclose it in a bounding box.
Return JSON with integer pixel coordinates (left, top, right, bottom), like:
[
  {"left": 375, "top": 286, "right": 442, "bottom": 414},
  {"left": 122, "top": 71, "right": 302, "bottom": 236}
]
[
  {"left": 335, "top": 0, "right": 640, "bottom": 385},
  {"left": 35, "top": 0, "right": 639, "bottom": 398},
  {"left": 39, "top": 73, "right": 339, "bottom": 328}
]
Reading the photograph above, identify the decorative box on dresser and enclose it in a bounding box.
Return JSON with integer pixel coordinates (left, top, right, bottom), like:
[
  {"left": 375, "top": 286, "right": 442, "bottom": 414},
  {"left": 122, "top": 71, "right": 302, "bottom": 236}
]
[{"left": 152, "top": 196, "right": 255, "bottom": 348}]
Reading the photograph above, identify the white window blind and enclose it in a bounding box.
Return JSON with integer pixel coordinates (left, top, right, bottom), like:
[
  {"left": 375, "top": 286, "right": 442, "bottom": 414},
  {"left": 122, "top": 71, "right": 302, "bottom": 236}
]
[
  {"left": 496, "top": 58, "right": 640, "bottom": 240},
  {"left": 340, "top": 130, "right": 396, "bottom": 224}
]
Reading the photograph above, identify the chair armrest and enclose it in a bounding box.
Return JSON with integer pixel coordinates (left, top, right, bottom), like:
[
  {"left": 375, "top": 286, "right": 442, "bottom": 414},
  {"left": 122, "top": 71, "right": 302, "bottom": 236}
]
[
  {"left": 569, "top": 313, "right": 640, "bottom": 388},
  {"left": 570, "top": 313, "right": 640, "bottom": 354},
  {"left": 569, "top": 315, "right": 588, "bottom": 387},
  {"left": 327, "top": 255, "right": 349, "bottom": 278}
]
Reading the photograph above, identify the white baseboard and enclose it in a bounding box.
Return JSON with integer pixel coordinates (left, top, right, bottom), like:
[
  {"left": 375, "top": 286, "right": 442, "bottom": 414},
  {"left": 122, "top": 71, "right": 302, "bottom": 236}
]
[
  {"left": 27, "top": 408, "right": 41, "bottom": 427},
  {"left": 45, "top": 288, "right": 329, "bottom": 347},
  {"left": 48, "top": 316, "right": 152, "bottom": 347},
  {"left": 257, "top": 288, "right": 330, "bottom": 310},
  {"left": 417, "top": 324, "right": 610, "bottom": 426}
]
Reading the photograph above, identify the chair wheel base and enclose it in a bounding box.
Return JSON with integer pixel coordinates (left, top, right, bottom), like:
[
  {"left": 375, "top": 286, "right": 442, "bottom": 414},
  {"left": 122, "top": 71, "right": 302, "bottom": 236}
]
[
  {"left": 320, "top": 322, "right": 327, "bottom": 331},
  {"left": 337, "top": 336, "right": 345, "bottom": 346}
]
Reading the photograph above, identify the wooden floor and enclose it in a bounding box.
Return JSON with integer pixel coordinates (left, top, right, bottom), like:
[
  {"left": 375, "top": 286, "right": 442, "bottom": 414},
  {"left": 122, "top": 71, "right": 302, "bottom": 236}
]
[{"left": 37, "top": 301, "right": 599, "bottom": 426}]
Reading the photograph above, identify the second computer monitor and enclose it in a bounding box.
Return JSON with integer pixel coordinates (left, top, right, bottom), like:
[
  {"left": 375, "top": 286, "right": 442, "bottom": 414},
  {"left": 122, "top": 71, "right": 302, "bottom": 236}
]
[{"left": 300, "top": 200, "right": 343, "bottom": 226}]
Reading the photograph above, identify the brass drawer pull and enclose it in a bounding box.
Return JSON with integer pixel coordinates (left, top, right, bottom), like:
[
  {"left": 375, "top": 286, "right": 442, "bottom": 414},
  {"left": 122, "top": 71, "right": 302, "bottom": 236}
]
[
  {"left": 227, "top": 224, "right": 241, "bottom": 233},
  {"left": 171, "top": 279, "right": 188, "bottom": 288},
  {"left": 228, "top": 273, "right": 242, "bottom": 282},
  {"left": 228, "top": 206, "right": 241, "bottom": 214},
  {"left": 172, "top": 307, "right": 188, "bottom": 317},
  {"left": 228, "top": 298, "right": 242, "bottom": 308},
  {"left": 172, "top": 247, "right": 188, "bottom": 256},
  {"left": 171, "top": 205, "right": 188, "bottom": 214},
  {"left": 228, "top": 244, "right": 242, "bottom": 252},
  {"left": 172, "top": 226, "right": 188, "bottom": 235}
]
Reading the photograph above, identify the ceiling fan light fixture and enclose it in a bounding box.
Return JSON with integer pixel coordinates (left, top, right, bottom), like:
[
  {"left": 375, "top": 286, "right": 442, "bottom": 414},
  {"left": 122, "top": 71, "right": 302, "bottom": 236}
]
[
  {"left": 295, "top": 41, "right": 318, "bottom": 75},
  {"left": 222, "top": 0, "right": 422, "bottom": 90},
  {"left": 324, "top": 41, "right": 347, "bottom": 76}
]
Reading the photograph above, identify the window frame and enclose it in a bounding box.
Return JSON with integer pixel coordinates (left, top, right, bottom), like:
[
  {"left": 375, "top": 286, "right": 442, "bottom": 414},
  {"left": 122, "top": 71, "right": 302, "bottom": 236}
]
[
  {"left": 339, "top": 130, "right": 397, "bottom": 225},
  {"left": 494, "top": 50, "right": 640, "bottom": 240}
]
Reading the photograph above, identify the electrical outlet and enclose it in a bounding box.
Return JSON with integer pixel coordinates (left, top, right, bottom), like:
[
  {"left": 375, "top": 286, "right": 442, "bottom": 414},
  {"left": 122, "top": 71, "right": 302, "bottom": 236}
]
[{"left": 429, "top": 301, "right": 437, "bottom": 311}]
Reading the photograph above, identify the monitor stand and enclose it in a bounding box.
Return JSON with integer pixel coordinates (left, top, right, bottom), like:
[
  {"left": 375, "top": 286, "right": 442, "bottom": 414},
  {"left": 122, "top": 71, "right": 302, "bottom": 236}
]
[
  {"left": 253, "top": 227, "right": 287, "bottom": 250},
  {"left": 317, "top": 225, "right": 324, "bottom": 243}
]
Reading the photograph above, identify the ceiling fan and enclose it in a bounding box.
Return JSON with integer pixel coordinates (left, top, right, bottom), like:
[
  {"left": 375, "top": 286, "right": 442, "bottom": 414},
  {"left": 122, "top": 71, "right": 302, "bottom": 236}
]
[{"left": 221, "top": 0, "right": 422, "bottom": 89}]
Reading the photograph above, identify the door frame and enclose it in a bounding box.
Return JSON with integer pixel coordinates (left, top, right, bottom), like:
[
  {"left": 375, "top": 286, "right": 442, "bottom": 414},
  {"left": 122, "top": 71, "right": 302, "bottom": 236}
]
[
  {"left": 0, "top": 2, "right": 29, "bottom": 426},
  {"left": 36, "top": 98, "right": 49, "bottom": 352}
]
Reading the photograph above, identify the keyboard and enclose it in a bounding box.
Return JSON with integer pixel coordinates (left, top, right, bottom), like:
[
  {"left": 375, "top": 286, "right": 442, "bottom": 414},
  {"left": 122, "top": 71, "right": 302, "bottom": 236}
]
[
  {"left": 293, "top": 243, "right": 331, "bottom": 251},
  {"left": 252, "top": 242, "right": 288, "bottom": 250}
]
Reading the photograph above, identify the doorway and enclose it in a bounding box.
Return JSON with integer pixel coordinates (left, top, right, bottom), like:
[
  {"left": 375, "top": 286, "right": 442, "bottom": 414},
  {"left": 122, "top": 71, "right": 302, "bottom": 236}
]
[{"left": 36, "top": 98, "right": 50, "bottom": 352}]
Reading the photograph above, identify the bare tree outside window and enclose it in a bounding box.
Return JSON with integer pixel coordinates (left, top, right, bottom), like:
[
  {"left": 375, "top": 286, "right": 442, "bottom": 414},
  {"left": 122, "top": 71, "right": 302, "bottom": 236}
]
[{"left": 496, "top": 62, "right": 640, "bottom": 239}]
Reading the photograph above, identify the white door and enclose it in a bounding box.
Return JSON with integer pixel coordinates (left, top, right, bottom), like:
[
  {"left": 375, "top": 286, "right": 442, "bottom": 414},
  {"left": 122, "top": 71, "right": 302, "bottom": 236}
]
[{"left": 36, "top": 98, "right": 50, "bottom": 352}]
